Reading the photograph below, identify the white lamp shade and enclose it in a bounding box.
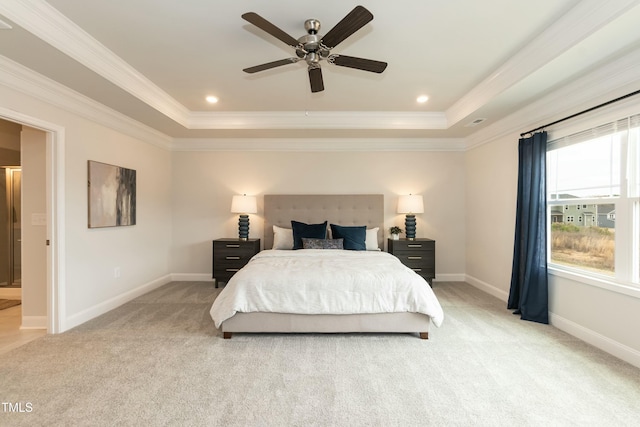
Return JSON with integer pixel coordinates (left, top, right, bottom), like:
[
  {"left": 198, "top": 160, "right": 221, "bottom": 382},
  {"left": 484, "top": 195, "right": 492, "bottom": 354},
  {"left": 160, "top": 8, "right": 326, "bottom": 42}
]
[
  {"left": 231, "top": 195, "right": 257, "bottom": 214},
  {"left": 397, "top": 195, "right": 424, "bottom": 214}
]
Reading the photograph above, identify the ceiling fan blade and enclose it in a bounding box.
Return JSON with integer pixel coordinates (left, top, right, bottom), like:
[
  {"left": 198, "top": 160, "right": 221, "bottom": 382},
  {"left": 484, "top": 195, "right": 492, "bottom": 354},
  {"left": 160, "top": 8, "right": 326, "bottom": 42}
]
[
  {"left": 243, "top": 58, "right": 300, "bottom": 74},
  {"left": 320, "top": 6, "right": 374, "bottom": 49},
  {"left": 242, "top": 12, "right": 300, "bottom": 48},
  {"left": 329, "top": 55, "right": 387, "bottom": 73},
  {"left": 308, "top": 66, "right": 324, "bottom": 93}
]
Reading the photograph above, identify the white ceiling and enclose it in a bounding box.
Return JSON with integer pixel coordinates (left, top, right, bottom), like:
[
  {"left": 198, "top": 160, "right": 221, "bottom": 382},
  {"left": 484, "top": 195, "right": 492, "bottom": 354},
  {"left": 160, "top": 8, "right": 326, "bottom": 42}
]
[{"left": 0, "top": 0, "right": 639, "bottom": 142}]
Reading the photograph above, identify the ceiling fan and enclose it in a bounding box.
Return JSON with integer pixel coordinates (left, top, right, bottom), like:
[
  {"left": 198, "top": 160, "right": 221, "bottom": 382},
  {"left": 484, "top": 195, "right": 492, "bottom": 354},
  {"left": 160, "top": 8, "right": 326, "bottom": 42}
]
[{"left": 241, "top": 5, "right": 387, "bottom": 93}]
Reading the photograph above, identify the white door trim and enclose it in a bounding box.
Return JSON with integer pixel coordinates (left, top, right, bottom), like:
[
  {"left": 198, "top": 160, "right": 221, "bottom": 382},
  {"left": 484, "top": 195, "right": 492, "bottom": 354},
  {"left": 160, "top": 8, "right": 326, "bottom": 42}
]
[{"left": 0, "top": 107, "right": 65, "bottom": 334}]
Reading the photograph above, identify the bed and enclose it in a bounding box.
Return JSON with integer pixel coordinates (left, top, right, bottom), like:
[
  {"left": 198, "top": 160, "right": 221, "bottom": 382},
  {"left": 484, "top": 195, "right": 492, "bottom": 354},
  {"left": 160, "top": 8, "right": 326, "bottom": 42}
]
[{"left": 210, "top": 194, "right": 444, "bottom": 339}]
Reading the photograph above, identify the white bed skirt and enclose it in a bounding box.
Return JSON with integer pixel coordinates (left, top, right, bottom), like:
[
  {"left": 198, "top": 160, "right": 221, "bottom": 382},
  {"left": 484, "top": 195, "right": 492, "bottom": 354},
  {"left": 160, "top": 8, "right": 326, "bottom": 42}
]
[{"left": 221, "top": 312, "right": 431, "bottom": 337}]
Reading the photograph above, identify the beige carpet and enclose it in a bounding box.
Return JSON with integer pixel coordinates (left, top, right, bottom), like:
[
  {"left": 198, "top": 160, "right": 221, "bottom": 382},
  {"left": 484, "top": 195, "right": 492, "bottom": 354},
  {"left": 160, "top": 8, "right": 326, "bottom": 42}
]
[
  {"left": 2, "top": 281, "right": 640, "bottom": 426},
  {"left": 0, "top": 299, "right": 21, "bottom": 310}
]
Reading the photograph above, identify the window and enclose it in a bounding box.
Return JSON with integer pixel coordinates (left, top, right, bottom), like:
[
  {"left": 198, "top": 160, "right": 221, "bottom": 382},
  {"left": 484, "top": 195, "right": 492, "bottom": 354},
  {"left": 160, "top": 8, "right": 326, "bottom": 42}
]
[{"left": 547, "top": 114, "right": 640, "bottom": 285}]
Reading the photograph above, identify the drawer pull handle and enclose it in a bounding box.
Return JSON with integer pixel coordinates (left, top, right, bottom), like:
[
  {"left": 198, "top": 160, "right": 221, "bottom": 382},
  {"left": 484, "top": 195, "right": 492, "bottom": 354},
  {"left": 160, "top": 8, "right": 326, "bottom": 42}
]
[
  {"left": 412, "top": 268, "right": 422, "bottom": 272},
  {"left": 408, "top": 256, "right": 422, "bottom": 260},
  {"left": 226, "top": 268, "right": 240, "bottom": 272},
  {"left": 408, "top": 244, "right": 422, "bottom": 248},
  {"left": 226, "top": 256, "right": 241, "bottom": 260},
  {"left": 226, "top": 244, "right": 240, "bottom": 248}
]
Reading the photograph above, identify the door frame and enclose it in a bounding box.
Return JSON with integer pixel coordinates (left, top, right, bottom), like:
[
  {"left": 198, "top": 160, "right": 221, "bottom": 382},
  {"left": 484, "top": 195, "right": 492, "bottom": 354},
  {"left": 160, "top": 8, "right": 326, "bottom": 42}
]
[{"left": 0, "top": 107, "right": 64, "bottom": 334}]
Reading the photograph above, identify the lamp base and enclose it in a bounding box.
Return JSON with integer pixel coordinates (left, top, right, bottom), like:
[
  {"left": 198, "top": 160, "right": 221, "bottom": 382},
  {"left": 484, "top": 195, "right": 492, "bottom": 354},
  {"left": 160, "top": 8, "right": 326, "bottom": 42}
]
[
  {"left": 404, "top": 214, "right": 417, "bottom": 240},
  {"left": 238, "top": 214, "right": 250, "bottom": 240}
]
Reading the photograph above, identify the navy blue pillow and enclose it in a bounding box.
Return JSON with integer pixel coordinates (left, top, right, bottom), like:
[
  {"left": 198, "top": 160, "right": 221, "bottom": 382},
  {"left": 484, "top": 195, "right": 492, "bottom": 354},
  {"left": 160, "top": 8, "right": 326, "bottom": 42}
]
[
  {"left": 330, "top": 224, "right": 367, "bottom": 251},
  {"left": 291, "top": 220, "right": 327, "bottom": 249}
]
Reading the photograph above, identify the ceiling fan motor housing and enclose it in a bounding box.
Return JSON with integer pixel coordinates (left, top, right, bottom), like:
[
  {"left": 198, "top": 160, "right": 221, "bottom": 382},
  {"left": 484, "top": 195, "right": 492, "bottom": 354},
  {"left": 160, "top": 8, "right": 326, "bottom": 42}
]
[{"left": 297, "top": 19, "right": 330, "bottom": 64}]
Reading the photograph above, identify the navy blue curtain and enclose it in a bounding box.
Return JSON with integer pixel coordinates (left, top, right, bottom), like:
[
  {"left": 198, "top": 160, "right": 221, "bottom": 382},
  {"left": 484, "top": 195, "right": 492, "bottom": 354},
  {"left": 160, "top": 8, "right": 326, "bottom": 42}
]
[{"left": 508, "top": 131, "right": 549, "bottom": 324}]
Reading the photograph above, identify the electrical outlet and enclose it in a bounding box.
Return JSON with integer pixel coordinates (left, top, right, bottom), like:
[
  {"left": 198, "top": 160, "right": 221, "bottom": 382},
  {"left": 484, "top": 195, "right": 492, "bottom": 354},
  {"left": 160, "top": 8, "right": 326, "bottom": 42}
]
[{"left": 114, "top": 267, "right": 121, "bottom": 278}]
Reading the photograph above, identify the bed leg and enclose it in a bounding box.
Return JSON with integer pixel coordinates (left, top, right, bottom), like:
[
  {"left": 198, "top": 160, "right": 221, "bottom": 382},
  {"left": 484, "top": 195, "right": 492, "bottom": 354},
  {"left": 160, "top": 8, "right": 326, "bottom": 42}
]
[
  {"left": 223, "top": 332, "right": 232, "bottom": 339},
  {"left": 419, "top": 332, "right": 429, "bottom": 340}
]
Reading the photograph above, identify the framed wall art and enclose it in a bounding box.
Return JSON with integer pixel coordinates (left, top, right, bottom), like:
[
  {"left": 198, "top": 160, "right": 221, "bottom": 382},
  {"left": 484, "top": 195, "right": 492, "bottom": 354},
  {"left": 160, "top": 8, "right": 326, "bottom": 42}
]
[{"left": 88, "top": 160, "right": 136, "bottom": 228}]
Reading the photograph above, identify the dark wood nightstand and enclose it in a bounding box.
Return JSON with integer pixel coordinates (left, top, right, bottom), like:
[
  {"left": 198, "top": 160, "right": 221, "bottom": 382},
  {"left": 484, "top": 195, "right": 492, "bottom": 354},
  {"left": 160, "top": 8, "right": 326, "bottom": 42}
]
[
  {"left": 387, "top": 238, "right": 435, "bottom": 285},
  {"left": 212, "top": 238, "right": 260, "bottom": 288}
]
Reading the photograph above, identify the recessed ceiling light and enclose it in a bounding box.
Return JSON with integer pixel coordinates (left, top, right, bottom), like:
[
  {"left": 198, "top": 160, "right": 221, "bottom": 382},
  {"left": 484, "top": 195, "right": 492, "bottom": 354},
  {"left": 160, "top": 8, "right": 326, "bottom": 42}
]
[
  {"left": 416, "top": 95, "right": 429, "bottom": 104},
  {"left": 206, "top": 96, "right": 219, "bottom": 104}
]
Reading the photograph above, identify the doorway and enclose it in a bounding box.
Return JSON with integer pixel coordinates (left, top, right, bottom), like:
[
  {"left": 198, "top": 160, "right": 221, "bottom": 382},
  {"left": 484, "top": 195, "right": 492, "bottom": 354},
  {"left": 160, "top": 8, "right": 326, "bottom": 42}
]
[
  {"left": 0, "top": 167, "right": 21, "bottom": 289},
  {"left": 0, "top": 108, "right": 61, "bottom": 334}
]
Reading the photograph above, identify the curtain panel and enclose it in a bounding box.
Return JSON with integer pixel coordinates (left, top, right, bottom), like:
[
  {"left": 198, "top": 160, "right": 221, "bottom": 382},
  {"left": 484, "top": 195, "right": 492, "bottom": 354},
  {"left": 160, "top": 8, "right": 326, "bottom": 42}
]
[{"left": 508, "top": 131, "right": 549, "bottom": 324}]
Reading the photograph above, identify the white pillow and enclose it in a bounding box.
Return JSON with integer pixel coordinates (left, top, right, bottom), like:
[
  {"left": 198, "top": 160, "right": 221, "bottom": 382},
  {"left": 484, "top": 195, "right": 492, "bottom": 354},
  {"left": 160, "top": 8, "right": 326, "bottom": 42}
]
[
  {"left": 273, "top": 225, "right": 294, "bottom": 250},
  {"left": 366, "top": 227, "right": 380, "bottom": 251}
]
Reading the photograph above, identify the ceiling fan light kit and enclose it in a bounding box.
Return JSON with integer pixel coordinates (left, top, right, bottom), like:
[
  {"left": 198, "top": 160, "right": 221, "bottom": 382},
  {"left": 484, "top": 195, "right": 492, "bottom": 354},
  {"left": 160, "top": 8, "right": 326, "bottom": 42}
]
[{"left": 242, "top": 6, "right": 387, "bottom": 93}]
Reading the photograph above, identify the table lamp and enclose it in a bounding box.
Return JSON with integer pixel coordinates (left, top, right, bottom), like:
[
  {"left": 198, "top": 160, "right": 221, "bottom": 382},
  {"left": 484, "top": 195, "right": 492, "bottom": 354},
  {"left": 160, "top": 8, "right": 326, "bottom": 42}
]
[
  {"left": 231, "top": 194, "right": 257, "bottom": 240},
  {"left": 397, "top": 194, "right": 424, "bottom": 240}
]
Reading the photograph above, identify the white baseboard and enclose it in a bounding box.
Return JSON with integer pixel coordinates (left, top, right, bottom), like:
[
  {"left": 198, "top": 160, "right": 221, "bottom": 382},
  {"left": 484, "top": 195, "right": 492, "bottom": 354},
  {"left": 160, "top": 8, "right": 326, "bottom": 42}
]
[
  {"left": 435, "top": 273, "right": 466, "bottom": 282},
  {"left": 550, "top": 313, "right": 640, "bottom": 369},
  {"left": 465, "top": 274, "right": 640, "bottom": 369},
  {"left": 64, "top": 274, "right": 172, "bottom": 331},
  {"left": 21, "top": 316, "right": 47, "bottom": 330},
  {"left": 170, "top": 273, "right": 215, "bottom": 282},
  {"left": 465, "top": 274, "right": 509, "bottom": 302}
]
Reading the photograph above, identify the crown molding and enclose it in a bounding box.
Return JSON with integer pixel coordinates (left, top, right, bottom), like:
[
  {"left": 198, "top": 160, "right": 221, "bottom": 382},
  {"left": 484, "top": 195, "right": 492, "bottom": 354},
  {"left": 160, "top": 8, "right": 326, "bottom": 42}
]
[
  {"left": 172, "top": 137, "right": 466, "bottom": 152},
  {"left": 0, "top": 0, "right": 191, "bottom": 126},
  {"left": 187, "top": 110, "right": 448, "bottom": 130},
  {"left": 446, "top": 0, "right": 640, "bottom": 128},
  {"left": 464, "top": 46, "right": 640, "bottom": 150},
  {"left": 0, "top": 55, "right": 173, "bottom": 150}
]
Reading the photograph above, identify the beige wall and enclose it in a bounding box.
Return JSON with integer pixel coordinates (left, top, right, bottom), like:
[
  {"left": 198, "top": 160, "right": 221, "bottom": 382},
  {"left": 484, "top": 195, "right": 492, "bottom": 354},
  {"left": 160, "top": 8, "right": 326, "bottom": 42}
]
[
  {"left": 171, "top": 150, "right": 466, "bottom": 278},
  {"left": 0, "top": 147, "right": 20, "bottom": 165},
  {"left": 465, "top": 133, "right": 517, "bottom": 300},
  {"left": 0, "top": 82, "right": 173, "bottom": 331},
  {"left": 64, "top": 119, "right": 173, "bottom": 321},
  {"left": 0, "top": 118, "right": 21, "bottom": 152}
]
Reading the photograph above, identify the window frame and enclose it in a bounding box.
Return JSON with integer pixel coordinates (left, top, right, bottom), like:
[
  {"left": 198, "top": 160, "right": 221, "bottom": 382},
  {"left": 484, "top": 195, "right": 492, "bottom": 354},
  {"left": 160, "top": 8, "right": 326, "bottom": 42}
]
[{"left": 546, "top": 112, "right": 639, "bottom": 290}]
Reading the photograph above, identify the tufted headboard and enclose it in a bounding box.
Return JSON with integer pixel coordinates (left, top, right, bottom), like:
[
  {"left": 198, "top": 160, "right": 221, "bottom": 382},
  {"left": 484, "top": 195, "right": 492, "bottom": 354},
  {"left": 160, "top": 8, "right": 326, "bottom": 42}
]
[{"left": 263, "top": 194, "right": 384, "bottom": 249}]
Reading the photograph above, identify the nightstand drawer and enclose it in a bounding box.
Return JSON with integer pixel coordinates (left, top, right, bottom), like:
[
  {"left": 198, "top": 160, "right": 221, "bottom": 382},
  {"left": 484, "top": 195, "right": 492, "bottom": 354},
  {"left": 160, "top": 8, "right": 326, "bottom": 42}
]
[
  {"left": 213, "top": 241, "right": 258, "bottom": 257},
  {"left": 388, "top": 239, "right": 435, "bottom": 252},
  {"left": 212, "top": 252, "right": 256, "bottom": 266},
  {"left": 393, "top": 253, "right": 434, "bottom": 268}
]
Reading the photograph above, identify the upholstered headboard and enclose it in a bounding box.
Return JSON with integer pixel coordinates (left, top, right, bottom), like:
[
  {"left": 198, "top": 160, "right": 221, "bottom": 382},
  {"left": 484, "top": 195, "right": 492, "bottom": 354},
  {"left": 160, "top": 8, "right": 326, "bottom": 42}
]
[{"left": 264, "top": 194, "right": 384, "bottom": 249}]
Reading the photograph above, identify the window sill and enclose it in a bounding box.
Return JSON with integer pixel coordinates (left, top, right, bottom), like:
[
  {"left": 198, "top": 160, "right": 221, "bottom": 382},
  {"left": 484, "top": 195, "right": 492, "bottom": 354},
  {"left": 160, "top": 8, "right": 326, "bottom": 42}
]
[{"left": 548, "top": 265, "right": 640, "bottom": 299}]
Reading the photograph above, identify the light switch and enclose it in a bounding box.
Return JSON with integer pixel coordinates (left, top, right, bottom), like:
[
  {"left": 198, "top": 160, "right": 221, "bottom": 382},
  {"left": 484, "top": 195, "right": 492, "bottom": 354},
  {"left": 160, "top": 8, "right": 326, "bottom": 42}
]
[{"left": 31, "top": 213, "right": 47, "bottom": 226}]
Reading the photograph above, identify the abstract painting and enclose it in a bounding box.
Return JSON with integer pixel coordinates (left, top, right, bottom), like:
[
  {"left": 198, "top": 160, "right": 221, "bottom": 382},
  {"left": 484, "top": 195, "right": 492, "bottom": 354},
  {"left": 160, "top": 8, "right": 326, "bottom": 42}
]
[{"left": 88, "top": 160, "right": 136, "bottom": 228}]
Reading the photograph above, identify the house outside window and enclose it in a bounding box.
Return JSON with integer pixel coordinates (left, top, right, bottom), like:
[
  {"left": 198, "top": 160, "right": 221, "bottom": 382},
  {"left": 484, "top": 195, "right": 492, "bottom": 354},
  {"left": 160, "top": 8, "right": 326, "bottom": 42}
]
[{"left": 547, "top": 113, "right": 639, "bottom": 286}]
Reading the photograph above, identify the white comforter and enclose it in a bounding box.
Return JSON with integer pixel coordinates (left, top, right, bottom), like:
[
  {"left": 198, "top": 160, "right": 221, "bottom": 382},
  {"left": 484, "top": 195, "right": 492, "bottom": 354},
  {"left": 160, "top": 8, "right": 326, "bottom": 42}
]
[{"left": 210, "top": 249, "right": 444, "bottom": 328}]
